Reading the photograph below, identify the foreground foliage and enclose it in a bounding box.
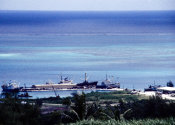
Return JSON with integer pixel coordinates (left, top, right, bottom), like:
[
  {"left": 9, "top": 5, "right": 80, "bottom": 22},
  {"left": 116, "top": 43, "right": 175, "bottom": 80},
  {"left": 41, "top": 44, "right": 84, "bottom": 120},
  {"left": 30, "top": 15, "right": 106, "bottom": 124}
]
[
  {"left": 0, "top": 97, "right": 40, "bottom": 125},
  {"left": 123, "top": 96, "right": 175, "bottom": 119},
  {"left": 1, "top": 91, "right": 175, "bottom": 125},
  {"left": 71, "top": 118, "right": 175, "bottom": 125}
]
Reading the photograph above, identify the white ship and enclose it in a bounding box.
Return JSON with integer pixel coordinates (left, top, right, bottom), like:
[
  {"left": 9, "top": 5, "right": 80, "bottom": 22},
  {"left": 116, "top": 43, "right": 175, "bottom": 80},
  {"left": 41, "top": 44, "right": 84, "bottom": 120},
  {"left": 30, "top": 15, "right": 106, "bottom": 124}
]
[
  {"left": 1, "top": 80, "right": 23, "bottom": 92},
  {"left": 97, "top": 74, "right": 120, "bottom": 89},
  {"left": 31, "top": 76, "right": 76, "bottom": 90}
]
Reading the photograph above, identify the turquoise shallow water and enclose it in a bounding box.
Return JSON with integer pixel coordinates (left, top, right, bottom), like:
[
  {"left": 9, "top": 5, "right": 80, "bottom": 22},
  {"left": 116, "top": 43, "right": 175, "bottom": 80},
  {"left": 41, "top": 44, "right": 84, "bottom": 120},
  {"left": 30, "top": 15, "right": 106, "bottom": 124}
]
[
  {"left": 20, "top": 90, "right": 111, "bottom": 98},
  {"left": 0, "top": 90, "right": 112, "bottom": 99},
  {"left": 0, "top": 11, "right": 175, "bottom": 92}
]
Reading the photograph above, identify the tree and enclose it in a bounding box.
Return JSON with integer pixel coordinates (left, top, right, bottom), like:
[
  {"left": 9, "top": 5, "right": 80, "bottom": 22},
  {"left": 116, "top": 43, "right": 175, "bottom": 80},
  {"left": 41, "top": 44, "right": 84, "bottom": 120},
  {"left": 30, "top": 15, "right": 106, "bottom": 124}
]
[
  {"left": 62, "top": 97, "right": 71, "bottom": 108},
  {"left": 0, "top": 97, "right": 40, "bottom": 125},
  {"left": 61, "top": 93, "right": 86, "bottom": 123},
  {"left": 167, "top": 81, "right": 174, "bottom": 87},
  {"left": 72, "top": 92, "right": 86, "bottom": 120},
  {"left": 61, "top": 93, "right": 117, "bottom": 123}
]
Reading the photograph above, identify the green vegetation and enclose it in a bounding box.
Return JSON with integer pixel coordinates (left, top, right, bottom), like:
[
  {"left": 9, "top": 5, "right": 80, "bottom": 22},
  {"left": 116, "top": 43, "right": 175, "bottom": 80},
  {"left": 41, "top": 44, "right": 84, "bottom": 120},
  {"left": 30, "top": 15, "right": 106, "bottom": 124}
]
[
  {"left": 71, "top": 118, "right": 175, "bottom": 125},
  {"left": 0, "top": 97, "right": 40, "bottom": 125},
  {"left": 85, "top": 91, "right": 146, "bottom": 103},
  {"left": 1, "top": 91, "right": 175, "bottom": 125},
  {"left": 122, "top": 96, "right": 175, "bottom": 119}
]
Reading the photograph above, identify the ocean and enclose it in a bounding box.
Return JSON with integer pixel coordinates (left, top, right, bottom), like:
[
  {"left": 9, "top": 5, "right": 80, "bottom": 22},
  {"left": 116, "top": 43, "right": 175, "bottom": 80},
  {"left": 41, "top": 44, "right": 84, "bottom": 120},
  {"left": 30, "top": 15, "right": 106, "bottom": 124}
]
[{"left": 0, "top": 10, "right": 175, "bottom": 93}]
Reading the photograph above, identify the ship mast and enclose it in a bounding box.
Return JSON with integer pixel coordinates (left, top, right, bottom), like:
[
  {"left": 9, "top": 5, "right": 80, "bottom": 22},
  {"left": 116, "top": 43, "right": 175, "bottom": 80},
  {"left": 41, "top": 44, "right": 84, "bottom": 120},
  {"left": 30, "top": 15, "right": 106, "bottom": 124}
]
[
  {"left": 111, "top": 75, "right": 114, "bottom": 84},
  {"left": 85, "top": 73, "right": 87, "bottom": 82},
  {"left": 61, "top": 75, "right": 63, "bottom": 81},
  {"left": 106, "top": 74, "right": 108, "bottom": 81},
  {"left": 59, "top": 73, "right": 63, "bottom": 84}
]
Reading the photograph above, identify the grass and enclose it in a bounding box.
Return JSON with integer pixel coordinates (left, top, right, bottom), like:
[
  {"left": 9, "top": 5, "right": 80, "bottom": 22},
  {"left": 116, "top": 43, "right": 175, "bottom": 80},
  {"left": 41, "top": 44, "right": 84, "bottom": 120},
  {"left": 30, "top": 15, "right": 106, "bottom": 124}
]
[
  {"left": 71, "top": 118, "right": 175, "bottom": 125},
  {"left": 85, "top": 91, "right": 145, "bottom": 103}
]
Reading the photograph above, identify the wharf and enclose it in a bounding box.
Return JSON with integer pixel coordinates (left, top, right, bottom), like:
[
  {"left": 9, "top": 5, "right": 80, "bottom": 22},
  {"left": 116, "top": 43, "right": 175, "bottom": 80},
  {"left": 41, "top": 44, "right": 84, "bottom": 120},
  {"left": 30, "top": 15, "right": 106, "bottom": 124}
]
[{"left": 21, "top": 88, "right": 124, "bottom": 92}]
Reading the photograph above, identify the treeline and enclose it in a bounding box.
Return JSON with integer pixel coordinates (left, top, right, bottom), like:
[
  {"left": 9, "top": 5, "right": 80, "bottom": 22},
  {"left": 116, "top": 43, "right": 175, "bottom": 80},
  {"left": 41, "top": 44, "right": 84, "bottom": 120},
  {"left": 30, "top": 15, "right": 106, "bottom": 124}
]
[
  {"left": 123, "top": 96, "right": 175, "bottom": 119},
  {"left": 1, "top": 92, "right": 175, "bottom": 125}
]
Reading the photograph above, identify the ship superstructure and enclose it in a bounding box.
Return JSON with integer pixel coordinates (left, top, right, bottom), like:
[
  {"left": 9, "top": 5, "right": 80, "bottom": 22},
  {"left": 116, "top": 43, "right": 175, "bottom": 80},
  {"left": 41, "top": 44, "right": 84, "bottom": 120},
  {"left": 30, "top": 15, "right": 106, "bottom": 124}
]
[
  {"left": 1, "top": 80, "right": 23, "bottom": 92},
  {"left": 97, "top": 74, "right": 120, "bottom": 89}
]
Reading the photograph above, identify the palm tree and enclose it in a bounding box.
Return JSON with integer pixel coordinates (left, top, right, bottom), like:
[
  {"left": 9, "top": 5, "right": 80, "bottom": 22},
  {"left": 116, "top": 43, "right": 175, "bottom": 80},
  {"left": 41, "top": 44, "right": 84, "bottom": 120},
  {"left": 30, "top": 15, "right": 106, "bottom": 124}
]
[{"left": 61, "top": 92, "right": 120, "bottom": 123}]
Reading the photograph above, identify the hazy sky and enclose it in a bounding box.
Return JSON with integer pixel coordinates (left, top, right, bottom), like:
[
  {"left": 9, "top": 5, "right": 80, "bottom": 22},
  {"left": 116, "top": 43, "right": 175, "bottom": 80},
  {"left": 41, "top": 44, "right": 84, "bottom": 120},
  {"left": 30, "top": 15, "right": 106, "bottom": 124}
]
[{"left": 0, "top": 0, "right": 175, "bottom": 11}]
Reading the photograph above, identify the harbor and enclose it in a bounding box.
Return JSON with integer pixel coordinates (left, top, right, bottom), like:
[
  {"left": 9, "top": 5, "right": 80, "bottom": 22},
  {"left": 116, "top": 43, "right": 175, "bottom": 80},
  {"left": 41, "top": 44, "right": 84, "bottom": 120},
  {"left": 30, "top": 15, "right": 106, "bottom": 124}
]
[
  {"left": 1, "top": 73, "right": 175, "bottom": 100},
  {"left": 1, "top": 73, "right": 123, "bottom": 98}
]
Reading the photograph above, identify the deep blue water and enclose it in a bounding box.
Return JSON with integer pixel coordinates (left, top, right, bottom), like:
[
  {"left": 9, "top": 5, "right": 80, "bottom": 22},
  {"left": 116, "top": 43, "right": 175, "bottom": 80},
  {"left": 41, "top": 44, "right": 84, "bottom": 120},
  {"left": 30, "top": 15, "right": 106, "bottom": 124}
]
[{"left": 0, "top": 11, "right": 175, "bottom": 92}]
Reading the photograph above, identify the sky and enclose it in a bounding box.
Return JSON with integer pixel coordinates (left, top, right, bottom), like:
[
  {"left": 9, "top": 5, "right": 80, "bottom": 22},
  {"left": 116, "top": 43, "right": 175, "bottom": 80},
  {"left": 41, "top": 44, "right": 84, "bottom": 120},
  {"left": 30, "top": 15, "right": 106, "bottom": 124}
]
[{"left": 0, "top": 0, "right": 175, "bottom": 11}]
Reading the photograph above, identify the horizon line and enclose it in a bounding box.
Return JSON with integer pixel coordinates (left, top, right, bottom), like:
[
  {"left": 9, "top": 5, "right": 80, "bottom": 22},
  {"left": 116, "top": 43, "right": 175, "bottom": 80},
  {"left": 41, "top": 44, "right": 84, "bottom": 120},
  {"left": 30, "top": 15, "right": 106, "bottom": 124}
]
[{"left": 1, "top": 9, "right": 175, "bottom": 12}]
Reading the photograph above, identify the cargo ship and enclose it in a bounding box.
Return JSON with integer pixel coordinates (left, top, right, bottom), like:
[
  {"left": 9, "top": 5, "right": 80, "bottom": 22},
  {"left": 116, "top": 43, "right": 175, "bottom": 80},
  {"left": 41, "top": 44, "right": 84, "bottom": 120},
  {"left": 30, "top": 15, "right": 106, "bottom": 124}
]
[
  {"left": 144, "top": 81, "right": 161, "bottom": 92},
  {"left": 96, "top": 74, "right": 120, "bottom": 89},
  {"left": 76, "top": 73, "right": 98, "bottom": 87},
  {"left": 31, "top": 76, "right": 76, "bottom": 90},
  {"left": 144, "top": 85, "right": 161, "bottom": 92},
  {"left": 1, "top": 80, "right": 23, "bottom": 92}
]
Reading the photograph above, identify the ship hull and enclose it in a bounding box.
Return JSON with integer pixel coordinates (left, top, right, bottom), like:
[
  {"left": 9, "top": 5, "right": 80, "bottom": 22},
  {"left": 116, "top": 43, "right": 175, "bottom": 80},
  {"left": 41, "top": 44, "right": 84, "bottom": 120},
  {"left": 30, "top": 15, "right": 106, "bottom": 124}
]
[
  {"left": 2, "top": 88, "right": 22, "bottom": 92},
  {"left": 96, "top": 85, "right": 107, "bottom": 89},
  {"left": 77, "top": 81, "right": 98, "bottom": 87},
  {"left": 32, "top": 84, "right": 76, "bottom": 90}
]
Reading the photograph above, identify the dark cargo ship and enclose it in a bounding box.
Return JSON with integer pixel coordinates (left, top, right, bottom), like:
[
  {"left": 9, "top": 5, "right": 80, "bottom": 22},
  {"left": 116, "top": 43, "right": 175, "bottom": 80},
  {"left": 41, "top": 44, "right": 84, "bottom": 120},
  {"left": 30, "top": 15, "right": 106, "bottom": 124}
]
[{"left": 77, "top": 73, "right": 98, "bottom": 87}]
